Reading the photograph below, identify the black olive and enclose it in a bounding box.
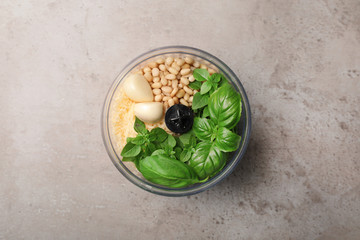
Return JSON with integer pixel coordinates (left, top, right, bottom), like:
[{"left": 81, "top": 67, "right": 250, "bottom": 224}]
[{"left": 165, "top": 104, "right": 194, "bottom": 134}]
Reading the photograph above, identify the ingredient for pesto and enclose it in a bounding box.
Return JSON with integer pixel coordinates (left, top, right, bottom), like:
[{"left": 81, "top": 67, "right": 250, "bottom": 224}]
[{"left": 121, "top": 69, "right": 242, "bottom": 188}]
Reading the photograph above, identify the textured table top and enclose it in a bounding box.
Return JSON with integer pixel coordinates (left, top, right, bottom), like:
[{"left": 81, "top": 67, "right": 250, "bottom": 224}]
[{"left": 1, "top": 1, "right": 359, "bottom": 239}]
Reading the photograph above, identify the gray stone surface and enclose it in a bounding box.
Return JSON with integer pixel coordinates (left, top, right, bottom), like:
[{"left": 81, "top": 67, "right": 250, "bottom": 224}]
[{"left": 1, "top": 0, "right": 359, "bottom": 239}]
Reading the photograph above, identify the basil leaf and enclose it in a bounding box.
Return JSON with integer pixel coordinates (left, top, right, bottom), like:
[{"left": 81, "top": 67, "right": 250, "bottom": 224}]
[
  {"left": 174, "top": 147, "right": 182, "bottom": 160},
  {"left": 139, "top": 154, "right": 200, "bottom": 188},
  {"left": 151, "top": 149, "right": 166, "bottom": 156},
  {"left": 121, "top": 142, "right": 141, "bottom": 157},
  {"left": 180, "top": 149, "right": 192, "bottom": 163},
  {"left": 202, "top": 106, "right": 210, "bottom": 118},
  {"left": 166, "top": 134, "right": 177, "bottom": 148},
  {"left": 193, "top": 117, "right": 216, "bottom": 141},
  {"left": 192, "top": 92, "right": 209, "bottom": 110},
  {"left": 122, "top": 156, "right": 137, "bottom": 162},
  {"left": 215, "top": 127, "right": 241, "bottom": 152},
  {"left": 189, "top": 81, "right": 201, "bottom": 90},
  {"left": 200, "top": 81, "right": 212, "bottom": 95},
  {"left": 131, "top": 135, "right": 146, "bottom": 145},
  {"left": 188, "top": 142, "right": 226, "bottom": 179},
  {"left": 149, "top": 127, "right": 168, "bottom": 142},
  {"left": 134, "top": 117, "right": 147, "bottom": 134},
  {"left": 209, "top": 84, "right": 242, "bottom": 129},
  {"left": 193, "top": 69, "right": 210, "bottom": 82},
  {"left": 209, "top": 73, "right": 222, "bottom": 83},
  {"left": 179, "top": 130, "right": 194, "bottom": 146}
]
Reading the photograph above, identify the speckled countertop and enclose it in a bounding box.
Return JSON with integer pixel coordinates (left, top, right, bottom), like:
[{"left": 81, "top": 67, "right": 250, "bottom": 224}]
[{"left": 1, "top": 1, "right": 359, "bottom": 239}]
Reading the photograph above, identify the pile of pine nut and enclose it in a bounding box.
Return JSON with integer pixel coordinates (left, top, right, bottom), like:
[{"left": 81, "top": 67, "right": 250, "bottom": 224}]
[{"left": 137, "top": 56, "right": 217, "bottom": 109}]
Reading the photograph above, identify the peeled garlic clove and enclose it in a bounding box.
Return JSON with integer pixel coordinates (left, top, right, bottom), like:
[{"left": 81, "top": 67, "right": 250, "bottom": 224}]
[
  {"left": 123, "top": 73, "right": 153, "bottom": 102},
  {"left": 134, "top": 102, "right": 163, "bottom": 124}
]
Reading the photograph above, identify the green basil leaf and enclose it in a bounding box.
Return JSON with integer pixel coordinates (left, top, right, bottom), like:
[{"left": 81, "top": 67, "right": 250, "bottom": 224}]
[
  {"left": 121, "top": 142, "right": 141, "bottom": 157},
  {"left": 180, "top": 149, "right": 192, "bottom": 163},
  {"left": 189, "top": 81, "right": 202, "bottom": 90},
  {"left": 209, "top": 73, "right": 222, "bottom": 83},
  {"left": 193, "top": 69, "right": 210, "bottom": 82},
  {"left": 215, "top": 127, "right": 241, "bottom": 152},
  {"left": 166, "top": 134, "right": 177, "bottom": 148},
  {"left": 188, "top": 142, "right": 226, "bottom": 179},
  {"left": 174, "top": 146, "right": 182, "bottom": 160},
  {"left": 193, "top": 117, "right": 216, "bottom": 141},
  {"left": 200, "top": 81, "right": 212, "bottom": 95},
  {"left": 131, "top": 135, "right": 146, "bottom": 145},
  {"left": 134, "top": 117, "right": 147, "bottom": 134},
  {"left": 149, "top": 127, "right": 168, "bottom": 142},
  {"left": 192, "top": 92, "right": 209, "bottom": 110},
  {"left": 179, "top": 130, "right": 194, "bottom": 146},
  {"left": 202, "top": 106, "right": 210, "bottom": 118},
  {"left": 151, "top": 149, "right": 166, "bottom": 156},
  {"left": 122, "top": 156, "right": 137, "bottom": 162},
  {"left": 139, "top": 154, "right": 200, "bottom": 188},
  {"left": 209, "top": 84, "right": 242, "bottom": 129}
]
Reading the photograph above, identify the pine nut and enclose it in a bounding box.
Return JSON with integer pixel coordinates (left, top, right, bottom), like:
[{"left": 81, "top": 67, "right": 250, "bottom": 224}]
[
  {"left": 178, "top": 83, "right": 183, "bottom": 88},
  {"left": 184, "top": 85, "right": 193, "bottom": 95},
  {"left": 180, "top": 68, "right": 190, "bottom": 75},
  {"left": 189, "top": 96, "right": 193, "bottom": 102},
  {"left": 180, "top": 77, "right": 189, "bottom": 85},
  {"left": 173, "top": 97, "right": 179, "bottom": 104},
  {"left": 163, "top": 96, "right": 171, "bottom": 101},
  {"left": 165, "top": 74, "right": 176, "bottom": 80},
  {"left": 159, "top": 64, "right": 166, "bottom": 71},
  {"left": 168, "top": 67, "right": 178, "bottom": 75},
  {"left": 189, "top": 75, "right": 195, "bottom": 82},
  {"left": 151, "top": 82, "right": 161, "bottom": 89},
  {"left": 175, "top": 58, "right": 185, "bottom": 66},
  {"left": 184, "top": 93, "right": 190, "bottom": 101},
  {"left": 165, "top": 57, "right": 173, "bottom": 65},
  {"left": 170, "top": 88, "right": 178, "bottom": 97},
  {"left": 176, "top": 89, "right": 185, "bottom": 98},
  {"left": 155, "top": 95, "right": 162, "bottom": 102},
  {"left": 161, "top": 86, "right": 172, "bottom": 93},
  {"left": 172, "top": 80, "right": 178, "bottom": 89},
  {"left": 143, "top": 67, "right": 151, "bottom": 73},
  {"left": 177, "top": 73, "right": 181, "bottom": 80},
  {"left": 200, "top": 64, "right": 207, "bottom": 69},
  {"left": 164, "top": 101, "right": 169, "bottom": 109},
  {"left": 182, "top": 63, "right": 191, "bottom": 69},
  {"left": 156, "top": 58, "right": 165, "bottom": 64},
  {"left": 152, "top": 68, "right": 160, "bottom": 77},
  {"left": 167, "top": 80, "right": 172, "bottom": 86},
  {"left": 161, "top": 77, "right": 168, "bottom": 86},
  {"left": 185, "top": 56, "right": 194, "bottom": 64},
  {"left": 171, "top": 62, "right": 181, "bottom": 71},
  {"left": 153, "top": 89, "right": 161, "bottom": 95},
  {"left": 193, "top": 61, "right": 200, "bottom": 68},
  {"left": 144, "top": 72, "right": 153, "bottom": 81},
  {"left": 180, "top": 99, "right": 189, "bottom": 106},
  {"left": 193, "top": 89, "right": 198, "bottom": 94},
  {"left": 208, "top": 68, "right": 216, "bottom": 74},
  {"left": 148, "top": 62, "right": 157, "bottom": 68},
  {"left": 153, "top": 76, "right": 160, "bottom": 82},
  {"left": 168, "top": 98, "right": 175, "bottom": 107}
]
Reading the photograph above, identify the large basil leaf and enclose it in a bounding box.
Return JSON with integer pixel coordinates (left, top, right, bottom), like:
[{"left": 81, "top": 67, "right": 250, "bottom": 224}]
[
  {"left": 193, "top": 117, "right": 216, "bottom": 141},
  {"left": 215, "top": 127, "right": 241, "bottom": 152},
  {"left": 139, "top": 154, "right": 200, "bottom": 188},
  {"left": 209, "top": 84, "right": 242, "bottom": 129},
  {"left": 192, "top": 92, "right": 209, "bottom": 110},
  {"left": 121, "top": 142, "right": 141, "bottom": 157},
  {"left": 188, "top": 142, "right": 226, "bottom": 179}
]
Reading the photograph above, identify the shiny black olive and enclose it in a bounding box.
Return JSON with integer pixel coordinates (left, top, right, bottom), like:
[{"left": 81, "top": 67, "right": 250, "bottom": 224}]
[{"left": 165, "top": 104, "right": 194, "bottom": 134}]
